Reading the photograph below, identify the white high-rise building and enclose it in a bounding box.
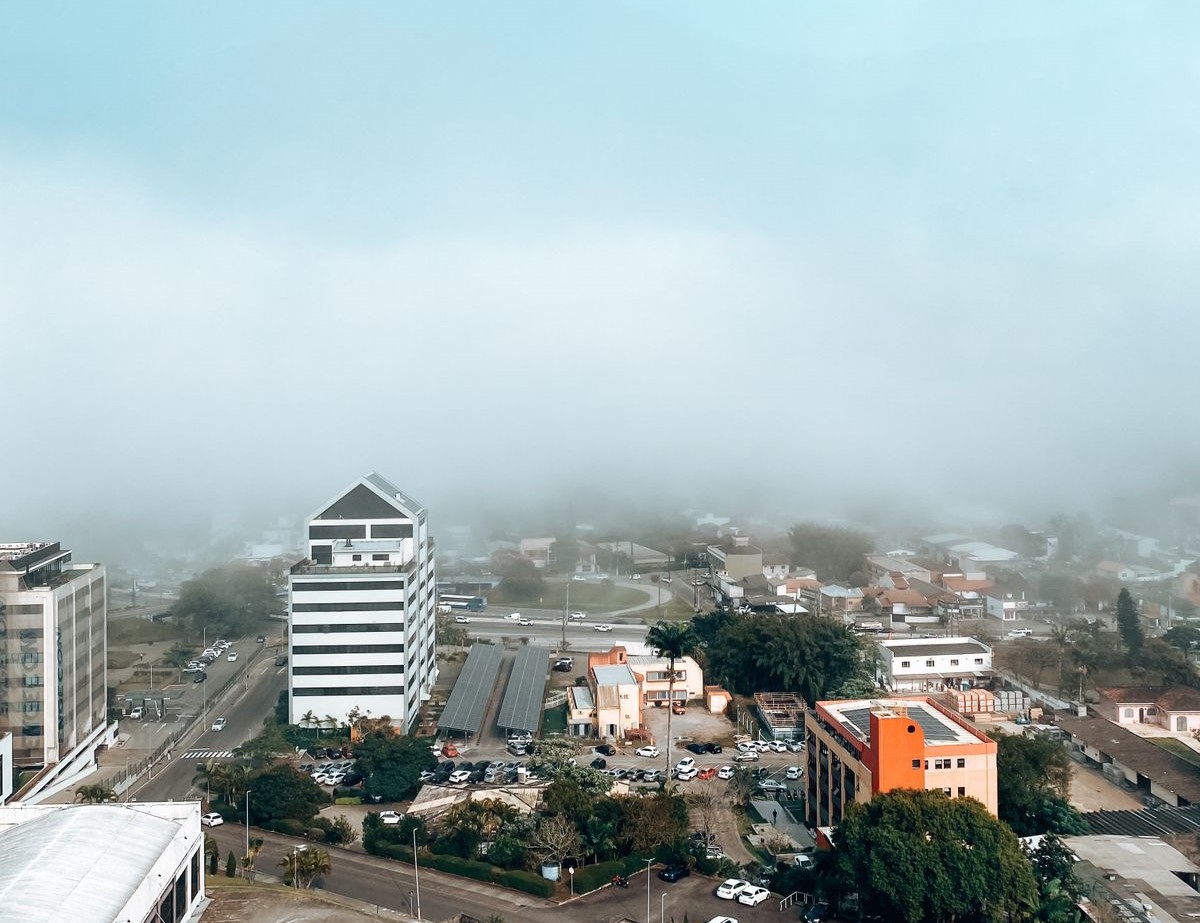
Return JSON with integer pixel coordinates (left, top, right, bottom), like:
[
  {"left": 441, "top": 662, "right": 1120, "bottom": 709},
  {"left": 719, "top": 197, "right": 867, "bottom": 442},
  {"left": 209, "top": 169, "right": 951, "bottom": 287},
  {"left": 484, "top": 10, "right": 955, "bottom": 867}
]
[
  {"left": 0, "top": 542, "right": 113, "bottom": 795},
  {"left": 287, "top": 473, "right": 438, "bottom": 731}
]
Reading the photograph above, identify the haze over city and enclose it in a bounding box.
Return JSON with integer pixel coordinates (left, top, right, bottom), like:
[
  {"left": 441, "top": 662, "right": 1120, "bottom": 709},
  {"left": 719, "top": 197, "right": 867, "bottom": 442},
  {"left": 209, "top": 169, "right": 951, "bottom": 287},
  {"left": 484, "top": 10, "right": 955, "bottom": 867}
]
[{"left": 4, "top": 4, "right": 1199, "bottom": 556}]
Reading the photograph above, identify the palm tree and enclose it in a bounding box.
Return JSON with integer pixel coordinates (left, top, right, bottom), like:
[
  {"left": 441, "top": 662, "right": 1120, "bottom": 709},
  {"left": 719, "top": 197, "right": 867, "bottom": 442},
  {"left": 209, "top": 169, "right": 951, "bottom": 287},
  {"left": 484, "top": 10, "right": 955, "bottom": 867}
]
[
  {"left": 282, "top": 846, "right": 332, "bottom": 888},
  {"left": 301, "top": 709, "right": 319, "bottom": 743},
  {"left": 646, "top": 619, "right": 699, "bottom": 785},
  {"left": 74, "top": 783, "right": 115, "bottom": 804}
]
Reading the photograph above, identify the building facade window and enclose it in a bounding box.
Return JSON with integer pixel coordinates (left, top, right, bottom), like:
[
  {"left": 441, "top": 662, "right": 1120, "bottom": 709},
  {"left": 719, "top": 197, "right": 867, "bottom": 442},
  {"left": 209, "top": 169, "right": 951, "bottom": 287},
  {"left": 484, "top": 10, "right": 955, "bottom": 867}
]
[
  {"left": 956, "top": 757, "right": 966, "bottom": 768},
  {"left": 900, "top": 660, "right": 910, "bottom": 668}
]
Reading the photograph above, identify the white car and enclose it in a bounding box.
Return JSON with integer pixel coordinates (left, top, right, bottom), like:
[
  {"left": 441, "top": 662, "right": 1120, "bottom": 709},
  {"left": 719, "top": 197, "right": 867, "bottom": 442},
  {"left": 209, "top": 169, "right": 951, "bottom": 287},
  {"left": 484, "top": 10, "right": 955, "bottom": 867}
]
[
  {"left": 201, "top": 812, "right": 224, "bottom": 827},
  {"left": 593, "top": 624, "right": 613, "bottom": 632},
  {"left": 715, "top": 878, "right": 750, "bottom": 900},
  {"left": 448, "top": 770, "right": 471, "bottom": 784},
  {"left": 635, "top": 746, "right": 659, "bottom": 758},
  {"left": 675, "top": 767, "right": 699, "bottom": 782},
  {"left": 758, "top": 779, "right": 788, "bottom": 793},
  {"left": 572, "top": 575, "right": 586, "bottom": 582},
  {"left": 518, "top": 618, "right": 533, "bottom": 626},
  {"left": 704, "top": 918, "right": 737, "bottom": 923},
  {"left": 505, "top": 613, "right": 521, "bottom": 621},
  {"left": 227, "top": 652, "right": 238, "bottom": 662},
  {"left": 379, "top": 811, "right": 404, "bottom": 825},
  {"left": 769, "top": 741, "right": 787, "bottom": 752},
  {"left": 738, "top": 886, "right": 770, "bottom": 906},
  {"left": 211, "top": 718, "right": 227, "bottom": 732},
  {"left": 736, "top": 741, "right": 756, "bottom": 753},
  {"left": 674, "top": 757, "right": 696, "bottom": 773},
  {"left": 325, "top": 772, "right": 346, "bottom": 786},
  {"left": 717, "top": 765, "right": 735, "bottom": 780},
  {"left": 788, "top": 740, "right": 806, "bottom": 752},
  {"left": 733, "top": 751, "right": 759, "bottom": 763},
  {"left": 570, "top": 611, "right": 586, "bottom": 620},
  {"left": 786, "top": 766, "right": 803, "bottom": 780},
  {"left": 455, "top": 616, "right": 471, "bottom": 624}
]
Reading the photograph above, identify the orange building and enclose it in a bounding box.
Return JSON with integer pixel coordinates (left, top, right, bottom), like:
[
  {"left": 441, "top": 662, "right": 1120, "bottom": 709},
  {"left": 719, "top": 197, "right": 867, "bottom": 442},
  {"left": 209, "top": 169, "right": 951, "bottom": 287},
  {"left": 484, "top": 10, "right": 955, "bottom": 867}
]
[{"left": 805, "top": 696, "right": 998, "bottom": 831}]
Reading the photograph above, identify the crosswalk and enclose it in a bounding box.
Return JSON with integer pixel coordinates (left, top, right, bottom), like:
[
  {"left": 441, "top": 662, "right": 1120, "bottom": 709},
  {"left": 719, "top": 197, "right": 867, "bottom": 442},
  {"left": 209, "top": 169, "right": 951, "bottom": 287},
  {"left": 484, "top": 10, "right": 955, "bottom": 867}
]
[{"left": 181, "top": 749, "right": 235, "bottom": 760}]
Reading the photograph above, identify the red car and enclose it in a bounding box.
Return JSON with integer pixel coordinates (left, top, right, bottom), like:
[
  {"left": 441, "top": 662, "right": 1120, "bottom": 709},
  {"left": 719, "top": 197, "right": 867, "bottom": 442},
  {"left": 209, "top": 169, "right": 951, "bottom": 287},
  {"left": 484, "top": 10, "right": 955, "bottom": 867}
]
[
  {"left": 671, "top": 703, "right": 686, "bottom": 715},
  {"left": 442, "top": 743, "right": 459, "bottom": 758},
  {"left": 698, "top": 767, "right": 717, "bottom": 781}
]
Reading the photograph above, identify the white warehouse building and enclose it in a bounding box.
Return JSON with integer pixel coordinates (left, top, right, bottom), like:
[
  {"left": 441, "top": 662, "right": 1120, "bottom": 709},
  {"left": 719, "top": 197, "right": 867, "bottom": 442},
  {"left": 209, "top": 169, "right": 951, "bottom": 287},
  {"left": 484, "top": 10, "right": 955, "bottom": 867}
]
[
  {"left": 876, "top": 636, "right": 994, "bottom": 693},
  {"left": 288, "top": 473, "right": 438, "bottom": 731}
]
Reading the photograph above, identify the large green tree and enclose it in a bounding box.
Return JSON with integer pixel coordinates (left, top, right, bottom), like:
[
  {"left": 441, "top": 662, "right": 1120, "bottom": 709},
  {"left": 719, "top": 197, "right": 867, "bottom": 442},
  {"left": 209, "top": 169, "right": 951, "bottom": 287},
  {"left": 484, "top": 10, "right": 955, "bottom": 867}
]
[
  {"left": 833, "top": 789, "right": 1038, "bottom": 923},
  {"left": 170, "top": 564, "right": 279, "bottom": 638},
  {"left": 1027, "top": 834, "right": 1085, "bottom": 923},
  {"left": 354, "top": 730, "right": 437, "bottom": 802},
  {"left": 705, "top": 613, "right": 861, "bottom": 700},
  {"left": 1116, "top": 588, "right": 1144, "bottom": 659},
  {"left": 787, "top": 523, "right": 873, "bottom": 583},
  {"left": 993, "top": 732, "right": 1087, "bottom": 837},
  {"left": 645, "top": 619, "right": 700, "bottom": 781},
  {"left": 246, "top": 765, "right": 328, "bottom": 825}
]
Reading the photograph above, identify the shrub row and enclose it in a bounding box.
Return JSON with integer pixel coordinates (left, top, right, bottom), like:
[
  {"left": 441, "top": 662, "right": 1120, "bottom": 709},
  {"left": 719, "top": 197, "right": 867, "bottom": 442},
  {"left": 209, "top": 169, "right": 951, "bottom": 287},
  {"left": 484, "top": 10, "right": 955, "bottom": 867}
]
[
  {"left": 368, "top": 845, "right": 555, "bottom": 899},
  {"left": 572, "top": 860, "right": 626, "bottom": 894},
  {"left": 260, "top": 817, "right": 307, "bottom": 837}
]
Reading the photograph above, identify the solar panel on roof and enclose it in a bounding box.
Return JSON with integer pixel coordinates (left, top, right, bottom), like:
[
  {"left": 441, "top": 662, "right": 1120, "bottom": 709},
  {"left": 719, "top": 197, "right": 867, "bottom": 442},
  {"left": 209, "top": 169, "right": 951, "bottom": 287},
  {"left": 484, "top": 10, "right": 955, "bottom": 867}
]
[
  {"left": 438, "top": 643, "right": 503, "bottom": 734},
  {"left": 911, "top": 707, "right": 960, "bottom": 742}
]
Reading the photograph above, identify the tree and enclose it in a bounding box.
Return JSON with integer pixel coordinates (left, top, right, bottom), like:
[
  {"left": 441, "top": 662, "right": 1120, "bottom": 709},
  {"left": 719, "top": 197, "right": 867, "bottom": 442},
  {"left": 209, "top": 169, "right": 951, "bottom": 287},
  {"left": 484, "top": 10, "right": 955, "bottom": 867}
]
[
  {"left": 788, "top": 523, "right": 873, "bottom": 583},
  {"left": 1026, "top": 834, "right": 1084, "bottom": 923},
  {"left": 170, "top": 564, "right": 279, "bottom": 638},
  {"left": 1116, "top": 588, "right": 1144, "bottom": 659},
  {"left": 242, "top": 837, "right": 264, "bottom": 880},
  {"left": 833, "top": 789, "right": 1039, "bottom": 923},
  {"left": 234, "top": 722, "right": 292, "bottom": 767},
  {"left": 993, "top": 731, "right": 1087, "bottom": 837},
  {"left": 1163, "top": 624, "right": 1200, "bottom": 655},
  {"left": 355, "top": 730, "right": 437, "bottom": 802},
  {"left": 727, "top": 766, "right": 759, "bottom": 806},
  {"left": 74, "top": 783, "right": 115, "bottom": 804},
  {"left": 495, "top": 553, "right": 544, "bottom": 600},
  {"left": 282, "top": 846, "right": 331, "bottom": 889},
  {"left": 543, "top": 778, "right": 595, "bottom": 826},
  {"left": 529, "top": 814, "right": 581, "bottom": 868},
  {"left": 246, "top": 764, "right": 328, "bottom": 825},
  {"left": 527, "top": 735, "right": 581, "bottom": 777},
  {"left": 225, "top": 850, "right": 237, "bottom": 878},
  {"left": 646, "top": 619, "right": 700, "bottom": 783},
  {"left": 192, "top": 759, "right": 249, "bottom": 806},
  {"left": 204, "top": 833, "right": 219, "bottom": 876}
]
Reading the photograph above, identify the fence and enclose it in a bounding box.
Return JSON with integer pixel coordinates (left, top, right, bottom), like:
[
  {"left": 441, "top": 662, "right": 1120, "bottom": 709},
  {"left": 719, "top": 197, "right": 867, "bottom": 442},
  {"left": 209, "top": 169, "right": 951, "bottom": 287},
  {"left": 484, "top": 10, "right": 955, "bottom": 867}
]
[{"left": 544, "top": 690, "right": 568, "bottom": 709}]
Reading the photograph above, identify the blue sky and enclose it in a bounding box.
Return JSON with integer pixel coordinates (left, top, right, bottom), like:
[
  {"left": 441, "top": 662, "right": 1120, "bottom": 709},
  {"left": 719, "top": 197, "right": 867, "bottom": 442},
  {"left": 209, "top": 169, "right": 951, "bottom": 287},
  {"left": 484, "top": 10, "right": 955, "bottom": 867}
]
[{"left": 3, "top": 4, "right": 1198, "bottom": 541}]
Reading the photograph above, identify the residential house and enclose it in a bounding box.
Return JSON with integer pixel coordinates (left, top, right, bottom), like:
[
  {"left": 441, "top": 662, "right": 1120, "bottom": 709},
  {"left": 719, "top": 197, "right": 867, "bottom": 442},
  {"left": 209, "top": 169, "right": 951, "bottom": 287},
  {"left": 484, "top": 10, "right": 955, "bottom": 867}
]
[
  {"left": 707, "top": 536, "right": 764, "bottom": 581},
  {"left": 818, "top": 584, "right": 864, "bottom": 617},
  {"left": 985, "top": 585, "right": 1030, "bottom": 622},
  {"left": 519, "top": 537, "right": 555, "bottom": 569},
  {"left": 762, "top": 555, "right": 793, "bottom": 579},
  {"left": 864, "top": 555, "right": 933, "bottom": 584},
  {"left": 1096, "top": 560, "right": 1137, "bottom": 582},
  {"left": 1096, "top": 686, "right": 1200, "bottom": 733}
]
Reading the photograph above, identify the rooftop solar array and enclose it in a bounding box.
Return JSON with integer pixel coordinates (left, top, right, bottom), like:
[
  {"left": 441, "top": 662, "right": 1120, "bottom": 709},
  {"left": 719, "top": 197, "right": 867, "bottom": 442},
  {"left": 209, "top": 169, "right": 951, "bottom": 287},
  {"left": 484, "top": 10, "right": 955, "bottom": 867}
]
[
  {"left": 438, "top": 643, "right": 503, "bottom": 735},
  {"left": 496, "top": 644, "right": 551, "bottom": 733},
  {"left": 832, "top": 699, "right": 975, "bottom": 746}
]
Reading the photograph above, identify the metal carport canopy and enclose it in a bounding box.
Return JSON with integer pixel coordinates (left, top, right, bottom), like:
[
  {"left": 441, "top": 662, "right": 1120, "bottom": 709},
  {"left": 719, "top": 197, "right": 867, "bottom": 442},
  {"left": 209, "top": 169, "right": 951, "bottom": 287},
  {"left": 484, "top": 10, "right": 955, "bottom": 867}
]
[
  {"left": 437, "top": 643, "right": 503, "bottom": 735},
  {"left": 496, "top": 643, "right": 551, "bottom": 733}
]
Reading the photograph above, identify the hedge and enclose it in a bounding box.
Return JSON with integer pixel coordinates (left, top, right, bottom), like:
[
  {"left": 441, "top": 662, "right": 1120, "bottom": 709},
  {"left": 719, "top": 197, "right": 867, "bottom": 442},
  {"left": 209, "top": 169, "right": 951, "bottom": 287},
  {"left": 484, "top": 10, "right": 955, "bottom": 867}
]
[
  {"left": 496, "top": 869, "right": 555, "bottom": 898},
  {"left": 571, "top": 860, "right": 627, "bottom": 894},
  {"left": 261, "top": 818, "right": 307, "bottom": 837},
  {"left": 422, "top": 854, "right": 496, "bottom": 883},
  {"left": 376, "top": 842, "right": 415, "bottom": 863}
]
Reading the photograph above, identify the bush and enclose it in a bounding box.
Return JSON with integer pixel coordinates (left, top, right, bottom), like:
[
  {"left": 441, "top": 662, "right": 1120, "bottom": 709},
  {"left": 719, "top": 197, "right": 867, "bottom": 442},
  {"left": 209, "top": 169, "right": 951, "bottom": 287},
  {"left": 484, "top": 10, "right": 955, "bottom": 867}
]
[
  {"left": 496, "top": 868, "right": 556, "bottom": 898},
  {"left": 225, "top": 850, "right": 237, "bottom": 878},
  {"left": 572, "top": 860, "right": 627, "bottom": 894},
  {"left": 422, "top": 853, "right": 495, "bottom": 882},
  {"left": 694, "top": 854, "right": 722, "bottom": 876},
  {"left": 261, "top": 818, "right": 307, "bottom": 837},
  {"left": 306, "top": 827, "right": 327, "bottom": 843},
  {"left": 376, "top": 842, "right": 415, "bottom": 863},
  {"left": 334, "top": 795, "right": 363, "bottom": 805}
]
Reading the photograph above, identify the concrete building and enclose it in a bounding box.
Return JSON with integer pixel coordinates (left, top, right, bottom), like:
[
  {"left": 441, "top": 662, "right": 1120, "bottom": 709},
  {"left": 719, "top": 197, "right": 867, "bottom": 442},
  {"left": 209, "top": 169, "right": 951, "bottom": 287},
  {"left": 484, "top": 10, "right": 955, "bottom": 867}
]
[
  {"left": 876, "top": 637, "right": 993, "bottom": 692},
  {"left": 806, "top": 696, "right": 998, "bottom": 830},
  {"left": 288, "top": 473, "right": 438, "bottom": 730},
  {"left": 584, "top": 646, "right": 703, "bottom": 739},
  {"left": 591, "top": 663, "right": 642, "bottom": 741},
  {"left": 625, "top": 652, "right": 704, "bottom": 705},
  {"left": 0, "top": 801, "right": 205, "bottom": 923},
  {"left": 0, "top": 542, "right": 113, "bottom": 795},
  {"left": 707, "top": 536, "right": 763, "bottom": 582},
  {"left": 1096, "top": 685, "right": 1200, "bottom": 733}
]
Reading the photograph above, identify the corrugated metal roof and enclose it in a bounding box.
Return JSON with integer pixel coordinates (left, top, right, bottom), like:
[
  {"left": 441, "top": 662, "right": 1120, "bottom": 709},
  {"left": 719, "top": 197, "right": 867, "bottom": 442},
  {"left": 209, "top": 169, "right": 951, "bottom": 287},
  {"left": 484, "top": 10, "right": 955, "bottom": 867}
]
[
  {"left": 438, "top": 643, "right": 503, "bottom": 734},
  {"left": 496, "top": 644, "right": 551, "bottom": 733},
  {"left": 0, "top": 805, "right": 181, "bottom": 923},
  {"left": 594, "top": 664, "right": 638, "bottom": 686}
]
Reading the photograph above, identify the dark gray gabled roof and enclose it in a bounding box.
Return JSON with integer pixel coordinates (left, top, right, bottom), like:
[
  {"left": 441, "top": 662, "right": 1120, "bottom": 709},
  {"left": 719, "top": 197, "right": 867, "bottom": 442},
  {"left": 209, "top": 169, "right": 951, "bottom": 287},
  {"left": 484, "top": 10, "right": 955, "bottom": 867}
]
[
  {"left": 311, "top": 472, "right": 425, "bottom": 523},
  {"left": 438, "top": 643, "right": 503, "bottom": 735},
  {"left": 497, "top": 644, "right": 551, "bottom": 734}
]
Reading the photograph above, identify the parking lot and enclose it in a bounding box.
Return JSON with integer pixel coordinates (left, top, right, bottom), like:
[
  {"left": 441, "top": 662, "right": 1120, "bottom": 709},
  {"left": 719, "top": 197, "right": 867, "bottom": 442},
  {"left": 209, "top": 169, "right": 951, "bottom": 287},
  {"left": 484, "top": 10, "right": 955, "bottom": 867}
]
[{"left": 592, "top": 867, "right": 811, "bottom": 923}]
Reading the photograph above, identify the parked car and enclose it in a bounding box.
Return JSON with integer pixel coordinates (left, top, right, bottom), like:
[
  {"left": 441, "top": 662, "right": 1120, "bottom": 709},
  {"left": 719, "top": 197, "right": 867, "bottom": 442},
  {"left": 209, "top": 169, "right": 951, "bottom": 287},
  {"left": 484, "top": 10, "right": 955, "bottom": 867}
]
[
  {"left": 675, "top": 757, "right": 696, "bottom": 773},
  {"left": 733, "top": 751, "right": 759, "bottom": 762},
  {"left": 671, "top": 703, "right": 686, "bottom": 715},
  {"left": 758, "top": 779, "right": 788, "bottom": 793},
  {"left": 635, "top": 746, "right": 659, "bottom": 758},
  {"left": 658, "top": 863, "right": 690, "bottom": 883},
  {"left": 705, "top": 742, "right": 723, "bottom": 754},
  {"left": 802, "top": 902, "right": 830, "bottom": 922},
  {"left": 674, "top": 767, "right": 699, "bottom": 781},
  {"left": 595, "top": 744, "right": 616, "bottom": 756},
  {"left": 717, "top": 765, "right": 735, "bottom": 780},
  {"left": 738, "top": 885, "right": 770, "bottom": 906},
  {"left": 192, "top": 672, "right": 207, "bottom": 683},
  {"left": 379, "top": 811, "right": 404, "bottom": 825},
  {"left": 641, "top": 769, "right": 660, "bottom": 783},
  {"left": 698, "top": 767, "right": 717, "bottom": 780},
  {"left": 448, "top": 770, "right": 471, "bottom": 784},
  {"left": 686, "top": 742, "right": 707, "bottom": 755},
  {"left": 201, "top": 812, "right": 224, "bottom": 827},
  {"left": 786, "top": 766, "right": 803, "bottom": 780},
  {"left": 211, "top": 717, "right": 227, "bottom": 732},
  {"left": 788, "top": 740, "right": 806, "bottom": 752},
  {"left": 591, "top": 757, "right": 608, "bottom": 770},
  {"left": 716, "top": 878, "right": 750, "bottom": 900},
  {"left": 769, "top": 740, "right": 787, "bottom": 752},
  {"left": 553, "top": 661, "right": 572, "bottom": 672},
  {"left": 442, "top": 743, "right": 459, "bottom": 758},
  {"left": 736, "top": 741, "right": 757, "bottom": 753},
  {"left": 274, "top": 654, "right": 287, "bottom": 666}
]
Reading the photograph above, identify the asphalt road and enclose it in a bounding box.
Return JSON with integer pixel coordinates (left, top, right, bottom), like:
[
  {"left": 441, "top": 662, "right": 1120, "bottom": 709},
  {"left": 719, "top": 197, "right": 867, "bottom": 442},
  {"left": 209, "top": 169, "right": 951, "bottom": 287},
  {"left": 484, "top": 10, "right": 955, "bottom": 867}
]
[{"left": 453, "top": 609, "right": 651, "bottom": 651}]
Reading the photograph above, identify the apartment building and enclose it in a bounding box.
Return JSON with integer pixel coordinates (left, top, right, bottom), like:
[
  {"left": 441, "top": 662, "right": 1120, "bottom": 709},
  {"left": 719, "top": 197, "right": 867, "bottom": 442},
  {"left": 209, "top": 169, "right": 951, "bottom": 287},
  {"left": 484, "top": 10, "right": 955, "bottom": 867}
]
[
  {"left": 288, "top": 473, "right": 437, "bottom": 730},
  {"left": 876, "top": 637, "right": 993, "bottom": 692},
  {"left": 707, "top": 535, "right": 763, "bottom": 581},
  {"left": 0, "top": 542, "right": 111, "bottom": 784},
  {"left": 806, "top": 696, "right": 998, "bottom": 831}
]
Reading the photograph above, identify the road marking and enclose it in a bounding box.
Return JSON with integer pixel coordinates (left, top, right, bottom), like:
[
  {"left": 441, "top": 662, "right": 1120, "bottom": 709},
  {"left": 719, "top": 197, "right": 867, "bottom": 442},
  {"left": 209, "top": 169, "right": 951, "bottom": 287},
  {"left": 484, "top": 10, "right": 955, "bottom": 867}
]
[{"left": 182, "top": 749, "right": 235, "bottom": 759}]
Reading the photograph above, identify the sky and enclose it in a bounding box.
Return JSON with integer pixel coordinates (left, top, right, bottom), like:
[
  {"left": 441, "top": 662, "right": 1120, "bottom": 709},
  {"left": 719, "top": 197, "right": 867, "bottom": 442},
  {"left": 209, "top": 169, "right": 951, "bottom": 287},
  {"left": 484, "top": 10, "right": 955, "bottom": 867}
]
[{"left": 3, "top": 3, "right": 1199, "bottom": 555}]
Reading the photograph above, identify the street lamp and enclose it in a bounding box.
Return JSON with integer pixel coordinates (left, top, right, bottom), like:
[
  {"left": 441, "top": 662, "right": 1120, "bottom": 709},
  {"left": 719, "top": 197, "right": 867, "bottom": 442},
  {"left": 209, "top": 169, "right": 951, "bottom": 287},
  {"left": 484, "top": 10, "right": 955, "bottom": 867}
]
[
  {"left": 244, "top": 790, "right": 252, "bottom": 877},
  {"left": 645, "top": 858, "right": 653, "bottom": 923},
  {"left": 661, "top": 891, "right": 667, "bottom": 923},
  {"left": 569, "top": 865, "right": 575, "bottom": 898},
  {"left": 413, "top": 826, "right": 422, "bottom": 921}
]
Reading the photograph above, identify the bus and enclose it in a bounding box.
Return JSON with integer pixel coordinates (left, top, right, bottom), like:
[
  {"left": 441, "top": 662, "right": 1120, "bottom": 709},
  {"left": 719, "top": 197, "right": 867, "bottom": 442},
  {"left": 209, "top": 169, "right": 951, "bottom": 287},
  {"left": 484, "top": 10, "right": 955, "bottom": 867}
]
[{"left": 439, "top": 594, "right": 486, "bottom": 612}]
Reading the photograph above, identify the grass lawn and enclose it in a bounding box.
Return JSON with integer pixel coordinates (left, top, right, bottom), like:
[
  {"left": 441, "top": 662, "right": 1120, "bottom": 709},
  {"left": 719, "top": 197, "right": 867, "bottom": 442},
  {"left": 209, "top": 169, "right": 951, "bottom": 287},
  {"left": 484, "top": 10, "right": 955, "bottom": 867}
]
[
  {"left": 108, "top": 618, "right": 187, "bottom": 646},
  {"left": 489, "top": 580, "right": 651, "bottom": 612},
  {"left": 543, "top": 704, "right": 567, "bottom": 735},
  {"left": 1151, "top": 737, "right": 1200, "bottom": 767}
]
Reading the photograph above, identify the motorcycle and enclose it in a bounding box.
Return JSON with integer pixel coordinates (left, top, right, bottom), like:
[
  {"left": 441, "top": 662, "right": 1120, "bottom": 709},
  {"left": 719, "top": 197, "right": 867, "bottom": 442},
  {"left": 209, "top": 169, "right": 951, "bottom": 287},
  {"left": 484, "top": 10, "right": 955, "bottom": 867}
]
[{"left": 612, "top": 875, "right": 630, "bottom": 888}]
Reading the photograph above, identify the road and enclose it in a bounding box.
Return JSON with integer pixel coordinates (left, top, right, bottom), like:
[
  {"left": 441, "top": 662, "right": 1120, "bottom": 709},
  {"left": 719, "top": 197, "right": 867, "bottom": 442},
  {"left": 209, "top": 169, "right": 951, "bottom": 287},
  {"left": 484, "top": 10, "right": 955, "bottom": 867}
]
[{"left": 453, "top": 608, "right": 651, "bottom": 651}]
